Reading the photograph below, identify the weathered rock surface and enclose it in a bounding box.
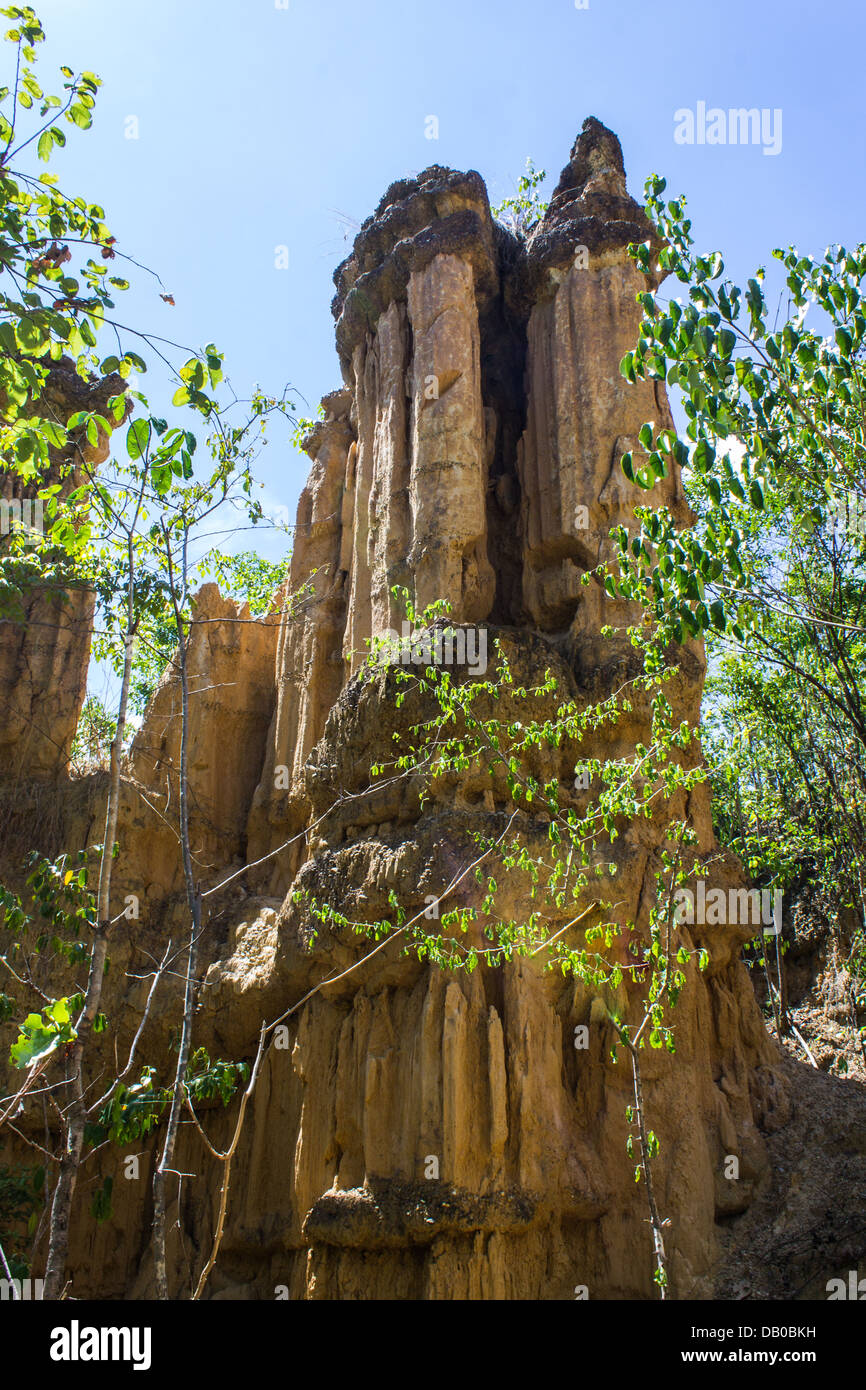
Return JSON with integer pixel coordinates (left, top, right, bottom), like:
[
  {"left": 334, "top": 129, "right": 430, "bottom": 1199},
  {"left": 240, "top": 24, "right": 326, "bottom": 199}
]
[
  {"left": 0, "top": 359, "right": 124, "bottom": 782},
  {"left": 2, "top": 120, "right": 864, "bottom": 1302},
  {"left": 125, "top": 582, "right": 281, "bottom": 900}
]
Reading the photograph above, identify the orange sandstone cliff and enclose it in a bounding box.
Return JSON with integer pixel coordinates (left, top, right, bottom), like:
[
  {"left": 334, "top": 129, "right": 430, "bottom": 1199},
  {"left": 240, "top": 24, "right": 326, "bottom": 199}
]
[{"left": 2, "top": 120, "right": 862, "bottom": 1302}]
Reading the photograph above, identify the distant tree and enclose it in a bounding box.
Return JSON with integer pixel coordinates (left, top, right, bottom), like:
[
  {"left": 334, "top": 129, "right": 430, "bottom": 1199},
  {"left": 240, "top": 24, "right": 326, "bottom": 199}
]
[
  {"left": 492, "top": 158, "right": 549, "bottom": 235},
  {"left": 69, "top": 694, "right": 115, "bottom": 772},
  {"left": 199, "top": 549, "right": 291, "bottom": 616}
]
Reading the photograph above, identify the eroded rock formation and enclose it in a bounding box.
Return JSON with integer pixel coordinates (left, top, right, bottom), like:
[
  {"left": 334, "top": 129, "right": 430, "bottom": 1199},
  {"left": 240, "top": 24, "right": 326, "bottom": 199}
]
[
  {"left": 0, "top": 359, "right": 124, "bottom": 783},
  {"left": 5, "top": 120, "right": 861, "bottom": 1302}
]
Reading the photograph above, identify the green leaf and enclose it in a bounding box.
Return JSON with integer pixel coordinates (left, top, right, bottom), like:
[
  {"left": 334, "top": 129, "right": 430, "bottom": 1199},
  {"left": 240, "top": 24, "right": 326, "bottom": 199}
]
[
  {"left": 16, "top": 315, "right": 46, "bottom": 351},
  {"left": 125, "top": 417, "right": 151, "bottom": 460},
  {"left": 67, "top": 102, "right": 91, "bottom": 129},
  {"left": 693, "top": 439, "right": 715, "bottom": 473},
  {"left": 41, "top": 420, "right": 67, "bottom": 448},
  {"left": 150, "top": 462, "right": 172, "bottom": 496},
  {"left": 836, "top": 327, "right": 853, "bottom": 357},
  {"left": 9, "top": 1001, "right": 76, "bottom": 1069},
  {"left": 709, "top": 599, "right": 726, "bottom": 631},
  {"left": 748, "top": 478, "right": 764, "bottom": 510}
]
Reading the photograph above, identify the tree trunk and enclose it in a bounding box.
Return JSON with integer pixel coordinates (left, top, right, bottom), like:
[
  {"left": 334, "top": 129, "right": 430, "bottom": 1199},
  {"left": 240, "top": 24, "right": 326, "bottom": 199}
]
[
  {"left": 152, "top": 526, "right": 200, "bottom": 1299},
  {"left": 42, "top": 615, "right": 135, "bottom": 1299}
]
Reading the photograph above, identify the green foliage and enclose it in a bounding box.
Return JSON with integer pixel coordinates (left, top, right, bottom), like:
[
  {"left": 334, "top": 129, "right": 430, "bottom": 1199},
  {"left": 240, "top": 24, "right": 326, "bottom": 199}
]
[
  {"left": 92, "top": 591, "right": 180, "bottom": 718},
  {"left": 617, "top": 180, "right": 866, "bottom": 653},
  {"left": 9, "top": 995, "right": 76, "bottom": 1068},
  {"left": 70, "top": 693, "right": 116, "bottom": 771},
  {"left": 86, "top": 1066, "right": 167, "bottom": 1146},
  {"left": 0, "top": 6, "right": 299, "bottom": 712},
  {"left": 198, "top": 550, "right": 291, "bottom": 616},
  {"left": 308, "top": 588, "right": 706, "bottom": 1012},
  {"left": 82, "top": 1051, "right": 248, "bottom": 1150},
  {"left": 492, "top": 158, "right": 549, "bottom": 235},
  {"left": 0, "top": 9, "right": 295, "bottom": 1296},
  {"left": 84, "top": 377, "right": 296, "bottom": 715},
  {"left": 0, "top": 847, "right": 97, "bottom": 968},
  {"left": 185, "top": 1048, "right": 249, "bottom": 1106},
  {"left": 613, "top": 173, "right": 866, "bottom": 1047},
  {"left": 0, "top": 4, "right": 143, "bottom": 558},
  {"left": 291, "top": 403, "right": 324, "bottom": 451},
  {"left": 0, "top": 849, "right": 103, "bottom": 1076},
  {"left": 92, "top": 548, "right": 292, "bottom": 718}
]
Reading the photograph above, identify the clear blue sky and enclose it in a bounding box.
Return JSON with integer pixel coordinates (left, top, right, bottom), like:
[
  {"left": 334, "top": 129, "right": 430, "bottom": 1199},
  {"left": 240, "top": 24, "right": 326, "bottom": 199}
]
[{"left": 24, "top": 0, "right": 866, "bottom": 577}]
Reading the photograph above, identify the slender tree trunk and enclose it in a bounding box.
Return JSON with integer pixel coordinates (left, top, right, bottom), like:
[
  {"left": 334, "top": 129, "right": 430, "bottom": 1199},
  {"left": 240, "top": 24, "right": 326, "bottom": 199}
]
[
  {"left": 774, "top": 930, "right": 790, "bottom": 1034},
  {"left": 42, "top": 617, "right": 135, "bottom": 1298},
  {"left": 627, "top": 1042, "right": 668, "bottom": 1297},
  {"left": 151, "top": 888, "right": 200, "bottom": 1299},
  {"left": 152, "top": 526, "right": 200, "bottom": 1300}
]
